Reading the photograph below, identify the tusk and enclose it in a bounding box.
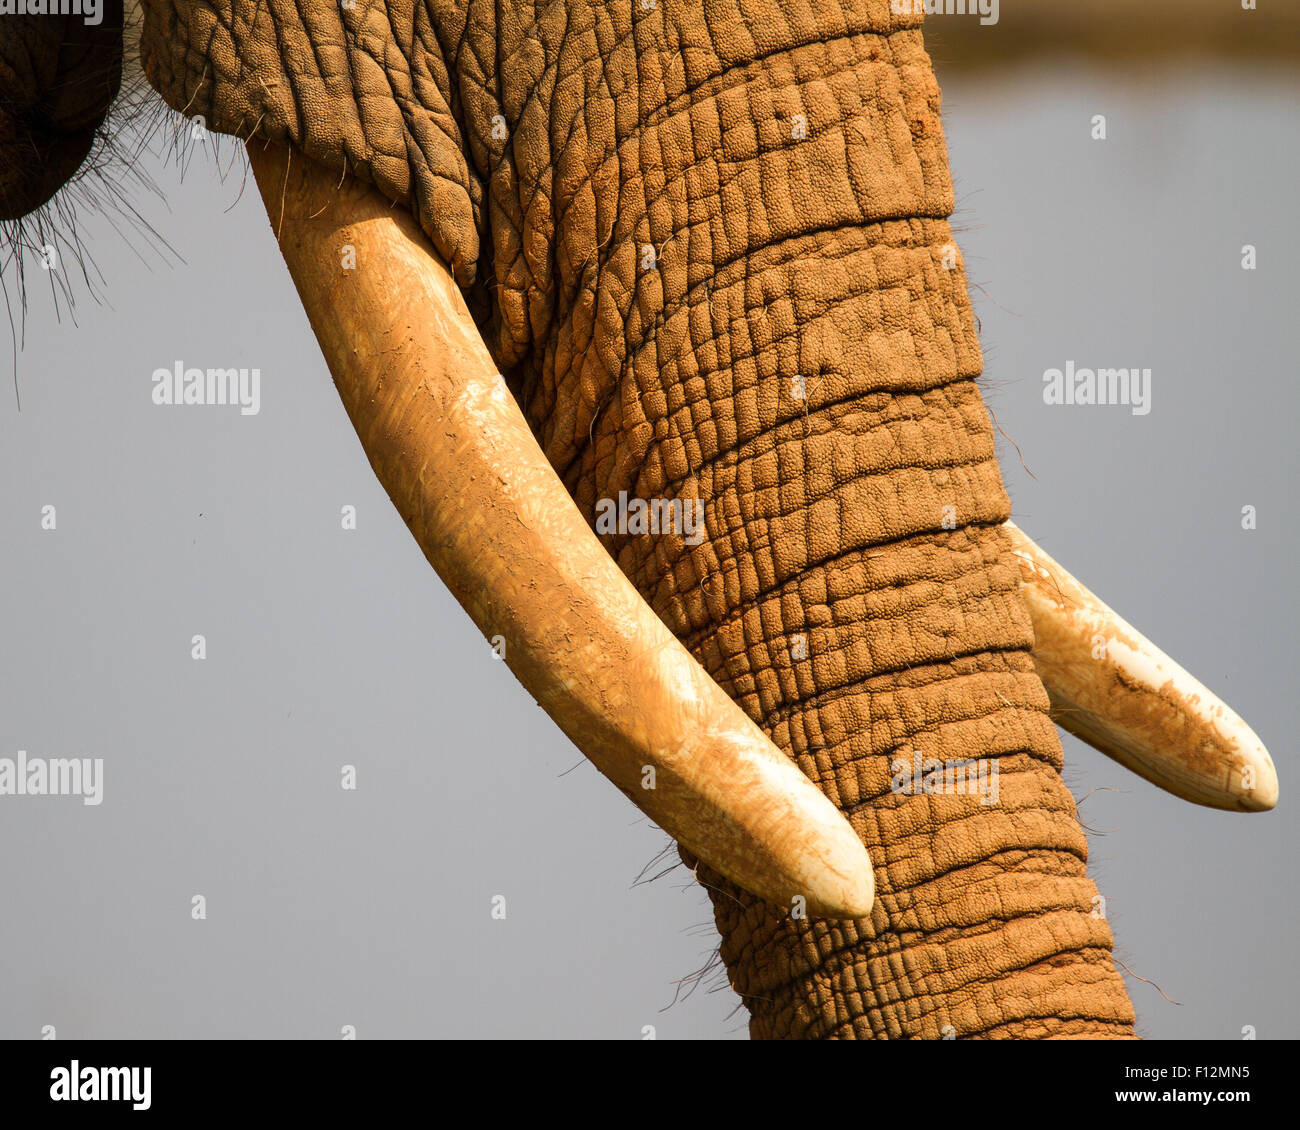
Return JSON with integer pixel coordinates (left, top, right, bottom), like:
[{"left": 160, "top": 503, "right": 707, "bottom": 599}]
[
  {"left": 244, "top": 140, "right": 875, "bottom": 918},
  {"left": 1005, "top": 522, "right": 1277, "bottom": 812}
]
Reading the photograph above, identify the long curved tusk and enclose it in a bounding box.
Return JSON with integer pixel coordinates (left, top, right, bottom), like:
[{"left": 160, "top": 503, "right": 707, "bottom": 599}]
[
  {"left": 1005, "top": 522, "right": 1277, "bottom": 812},
  {"left": 244, "top": 139, "right": 875, "bottom": 919}
]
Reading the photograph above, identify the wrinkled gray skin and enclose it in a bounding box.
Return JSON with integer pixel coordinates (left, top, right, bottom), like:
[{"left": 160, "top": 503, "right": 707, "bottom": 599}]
[{"left": 0, "top": 2, "right": 1139, "bottom": 1038}]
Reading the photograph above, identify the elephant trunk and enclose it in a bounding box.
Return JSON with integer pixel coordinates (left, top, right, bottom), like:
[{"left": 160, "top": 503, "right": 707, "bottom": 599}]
[
  {"left": 689, "top": 526, "right": 1137, "bottom": 1038},
  {"left": 571, "top": 376, "right": 1137, "bottom": 1038},
  {"left": 501, "top": 9, "right": 1138, "bottom": 1037}
]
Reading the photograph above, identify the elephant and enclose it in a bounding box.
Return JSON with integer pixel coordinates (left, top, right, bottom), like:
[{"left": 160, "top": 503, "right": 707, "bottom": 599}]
[{"left": 0, "top": 1, "right": 1278, "bottom": 1039}]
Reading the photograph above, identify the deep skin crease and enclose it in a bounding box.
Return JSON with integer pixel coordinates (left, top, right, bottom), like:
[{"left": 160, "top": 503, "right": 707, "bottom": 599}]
[{"left": 2, "top": 1, "right": 1139, "bottom": 1038}]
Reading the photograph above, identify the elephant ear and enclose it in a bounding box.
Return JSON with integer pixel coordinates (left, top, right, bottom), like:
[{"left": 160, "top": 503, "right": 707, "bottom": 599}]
[{"left": 139, "top": 0, "right": 485, "bottom": 291}]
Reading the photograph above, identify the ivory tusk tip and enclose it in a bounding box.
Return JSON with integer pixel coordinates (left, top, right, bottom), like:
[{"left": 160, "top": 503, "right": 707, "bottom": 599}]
[
  {"left": 840, "top": 880, "right": 877, "bottom": 921},
  {"left": 1005, "top": 521, "right": 1280, "bottom": 815},
  {"left": 801, "top": 886, "right": 875, "bottom": 922},
  {"left": 799, "top": 844, "right": 875, "bottom": 921},
  {"left": 1240, "top": 790, "right": 1277, "bottom": 814},
  {"left": 791, "top": 798, "right": 876, "bottom": 919},
  {"left": 684, "top": 735, "right": 877, "bottom": 920},
  {"left": 1235, "top": 747, "right": 1278, "bottom": 813}
]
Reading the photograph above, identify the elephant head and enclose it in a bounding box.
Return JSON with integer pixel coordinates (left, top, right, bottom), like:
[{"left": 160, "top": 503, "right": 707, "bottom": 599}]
[{"left": 0, "top": 1, "right": 1277, "bottom": 1038}]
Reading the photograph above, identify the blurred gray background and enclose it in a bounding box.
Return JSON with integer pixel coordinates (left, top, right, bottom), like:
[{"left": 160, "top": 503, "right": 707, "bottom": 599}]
[{"left": 1, "top": 49, "right": 1295, "bottom": 1039}]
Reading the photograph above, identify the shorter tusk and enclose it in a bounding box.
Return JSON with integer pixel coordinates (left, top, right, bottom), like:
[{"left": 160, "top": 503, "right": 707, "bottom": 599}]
[
  {"left": 245, "top": 139, "right": 875, "bottom": 918},
  {"left": 1005, "top": 522, "right": 1277, "bottom": 812}
]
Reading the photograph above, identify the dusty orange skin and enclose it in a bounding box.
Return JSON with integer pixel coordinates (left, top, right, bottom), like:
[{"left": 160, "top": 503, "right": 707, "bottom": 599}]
[
  {"left": 245, "top": 138, "right": 876, "bottom": 919},
  {"left": 1006, "top": 523, "right": 1278, "bottom": 812}
]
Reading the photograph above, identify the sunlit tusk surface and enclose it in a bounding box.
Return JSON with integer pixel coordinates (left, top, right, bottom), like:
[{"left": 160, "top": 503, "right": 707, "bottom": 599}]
[
  {"left": 1005, "top": 523, "right": 1277, "bottom": 812},
  {"left": 245, "top": 140, "right": 876, "bottom": 919}
]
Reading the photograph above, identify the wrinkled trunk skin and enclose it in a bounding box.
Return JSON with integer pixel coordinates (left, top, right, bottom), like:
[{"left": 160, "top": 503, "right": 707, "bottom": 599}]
[{"left": 143, "top": 0, "right": 1136, "bottom": 1037}]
